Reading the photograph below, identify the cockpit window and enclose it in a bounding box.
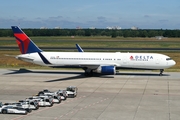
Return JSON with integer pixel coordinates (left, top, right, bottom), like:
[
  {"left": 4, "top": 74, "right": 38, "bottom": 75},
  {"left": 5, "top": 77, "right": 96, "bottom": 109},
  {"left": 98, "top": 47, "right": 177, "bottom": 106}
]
[{"left": 166, "top": 58, "right": 172, "bottom": 60}]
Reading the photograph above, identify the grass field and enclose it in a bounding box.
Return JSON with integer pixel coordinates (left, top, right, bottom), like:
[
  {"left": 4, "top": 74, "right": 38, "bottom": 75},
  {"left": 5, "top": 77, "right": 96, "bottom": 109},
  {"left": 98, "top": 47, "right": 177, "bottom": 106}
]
[
  {"left": 0, "top": 36, "right": 179, "bottom": 71},
  {"left": 1, "top": 36, "right": 180, "bottom": 48}
]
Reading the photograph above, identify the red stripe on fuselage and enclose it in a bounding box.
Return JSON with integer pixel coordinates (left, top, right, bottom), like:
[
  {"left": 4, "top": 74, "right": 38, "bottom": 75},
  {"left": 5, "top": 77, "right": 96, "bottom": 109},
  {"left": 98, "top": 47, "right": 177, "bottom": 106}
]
[{"left": 14, "top": 33, "right": 30, "bottom": 54}]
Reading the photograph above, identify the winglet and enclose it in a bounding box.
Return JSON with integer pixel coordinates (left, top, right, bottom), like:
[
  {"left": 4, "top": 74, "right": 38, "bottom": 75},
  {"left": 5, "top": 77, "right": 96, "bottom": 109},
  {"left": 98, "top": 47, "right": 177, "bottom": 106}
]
[
  {"left": 76, "top": 44, "right": 84, "bottom": 52},
  {"left": 11, "top": 26, "right": 42, "bottom": 54}
]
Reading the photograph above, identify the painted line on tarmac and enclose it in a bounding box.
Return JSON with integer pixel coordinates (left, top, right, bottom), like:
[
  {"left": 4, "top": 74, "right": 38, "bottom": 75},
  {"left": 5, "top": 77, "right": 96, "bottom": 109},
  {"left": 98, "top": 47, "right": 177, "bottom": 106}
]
[{"left": 58, "top": 97, "right": 109, "bottom": 119}]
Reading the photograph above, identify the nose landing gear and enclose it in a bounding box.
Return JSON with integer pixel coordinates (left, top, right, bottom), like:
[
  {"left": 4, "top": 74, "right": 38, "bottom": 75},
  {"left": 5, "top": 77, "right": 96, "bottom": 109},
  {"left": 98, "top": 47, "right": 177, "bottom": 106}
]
[{"left": 159, "top": 69, "right": 164, "bottom": 76}]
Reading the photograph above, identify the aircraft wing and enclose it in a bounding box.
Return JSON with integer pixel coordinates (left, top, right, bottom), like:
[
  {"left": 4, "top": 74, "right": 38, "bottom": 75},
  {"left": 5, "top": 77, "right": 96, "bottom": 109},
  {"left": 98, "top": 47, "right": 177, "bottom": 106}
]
[
  {"left": 76, "top": 44, "right": 84, "bottom": 52},
  {"left": 78, "top": 62, "right": 119, "bottom": 69},
  {"left": 52, "top": 63, "right": 119, "bottom": 69}
]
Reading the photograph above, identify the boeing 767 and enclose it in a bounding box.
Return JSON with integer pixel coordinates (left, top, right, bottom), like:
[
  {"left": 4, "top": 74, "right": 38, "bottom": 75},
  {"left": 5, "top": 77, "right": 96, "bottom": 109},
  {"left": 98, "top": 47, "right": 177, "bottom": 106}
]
[{"left": 11, "top": 26, "right": 176, "bottom": 76}]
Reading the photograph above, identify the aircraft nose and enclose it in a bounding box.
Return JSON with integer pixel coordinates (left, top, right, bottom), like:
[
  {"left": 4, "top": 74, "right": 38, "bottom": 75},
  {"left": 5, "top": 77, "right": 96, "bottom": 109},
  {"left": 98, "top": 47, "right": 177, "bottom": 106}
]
[{"left": 171, "top": 60, "right": 176, "bottom": 66}]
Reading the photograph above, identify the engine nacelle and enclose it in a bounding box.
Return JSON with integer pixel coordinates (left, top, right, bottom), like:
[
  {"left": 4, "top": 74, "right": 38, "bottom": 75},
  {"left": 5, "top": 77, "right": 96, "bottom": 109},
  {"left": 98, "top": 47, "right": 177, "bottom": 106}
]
[{"left": 95, "top": 66, "right": 116, "bottom": 75}]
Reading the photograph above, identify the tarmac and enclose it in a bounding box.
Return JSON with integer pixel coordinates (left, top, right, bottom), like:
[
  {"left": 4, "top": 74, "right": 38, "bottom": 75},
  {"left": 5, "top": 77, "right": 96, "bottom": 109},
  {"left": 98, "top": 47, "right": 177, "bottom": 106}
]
[{"left": 0, "top": 68, "right": 180, "bottom": 120}]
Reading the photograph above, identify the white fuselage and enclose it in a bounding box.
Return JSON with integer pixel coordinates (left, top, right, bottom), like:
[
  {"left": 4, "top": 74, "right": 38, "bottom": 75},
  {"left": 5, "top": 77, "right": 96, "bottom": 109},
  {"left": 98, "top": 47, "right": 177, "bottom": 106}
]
[{"left": 16, "top": 52, "right": 176, "bottom": 70}]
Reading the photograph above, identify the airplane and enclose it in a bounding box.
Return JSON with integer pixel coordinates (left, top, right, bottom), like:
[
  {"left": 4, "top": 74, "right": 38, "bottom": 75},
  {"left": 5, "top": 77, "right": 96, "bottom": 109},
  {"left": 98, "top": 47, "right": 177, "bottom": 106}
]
[{"left": 11, "top": 26, "right": 176, "bottom": 76}]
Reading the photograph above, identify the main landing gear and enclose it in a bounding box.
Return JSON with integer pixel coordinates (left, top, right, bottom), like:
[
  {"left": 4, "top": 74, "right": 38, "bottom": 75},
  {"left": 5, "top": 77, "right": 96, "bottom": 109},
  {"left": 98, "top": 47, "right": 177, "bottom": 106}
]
[
  {"left": 159, "top": 69, "right": 164, "bottom": 76},
  {"left": 84, "top": 69, "right": 93, "bottom": 77}
]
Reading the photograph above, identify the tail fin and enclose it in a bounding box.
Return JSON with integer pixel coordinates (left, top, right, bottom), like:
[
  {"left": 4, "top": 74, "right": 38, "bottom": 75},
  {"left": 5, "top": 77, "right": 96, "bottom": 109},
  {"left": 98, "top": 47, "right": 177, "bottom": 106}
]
[{"left": 11, "top": 26, "right": 42, "bottom": 54}]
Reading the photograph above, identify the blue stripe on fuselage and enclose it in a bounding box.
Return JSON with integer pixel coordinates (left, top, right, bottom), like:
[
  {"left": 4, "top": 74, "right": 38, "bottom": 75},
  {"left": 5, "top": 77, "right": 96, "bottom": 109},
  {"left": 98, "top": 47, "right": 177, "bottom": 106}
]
[{"left": 38, "top": 52, "right": 51, "bottom": 64}]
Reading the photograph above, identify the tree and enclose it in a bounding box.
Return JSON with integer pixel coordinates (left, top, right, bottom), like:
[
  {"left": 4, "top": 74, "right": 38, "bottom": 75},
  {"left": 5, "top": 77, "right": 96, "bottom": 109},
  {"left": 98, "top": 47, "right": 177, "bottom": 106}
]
[
  {"left": 139, "top": 30, "right": 148, "bottom": 37},
  {"left": 111, "top": 31, "right": 117, "bottom": 38},
  {"left": 85, "top": 30, "right": 91, "bottom": 36},
  {"left": 75, "top": 30, "right": 85, "bottom": 36},
  {"left": 123, "top": 30, "right": 130, "bottom": 37}
]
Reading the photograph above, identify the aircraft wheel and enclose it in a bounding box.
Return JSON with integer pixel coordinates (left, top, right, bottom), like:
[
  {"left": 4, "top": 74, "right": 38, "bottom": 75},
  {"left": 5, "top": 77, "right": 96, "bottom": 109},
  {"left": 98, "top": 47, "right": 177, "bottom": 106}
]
[{"left": 84, "top": 70, "right": 93, "bottom": 77}]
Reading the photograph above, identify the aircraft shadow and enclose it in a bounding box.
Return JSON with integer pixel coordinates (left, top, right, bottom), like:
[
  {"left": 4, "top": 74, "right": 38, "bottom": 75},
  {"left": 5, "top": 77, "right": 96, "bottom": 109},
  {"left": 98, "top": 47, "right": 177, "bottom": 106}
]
[
  {"left": 45, "top": 74, "right": 114, "bottom": 82},
  {"left": 4, "top": 69, "right": 170, "bottom": 82},
  {"left": 45, "top": 75, "right": 85, "bottom": 82},
  {"left": 116, "top": 72, "right": 170, "bottom": 76},
  {"left": 4, "top": 68, "right": 82, "bottom": 75}
]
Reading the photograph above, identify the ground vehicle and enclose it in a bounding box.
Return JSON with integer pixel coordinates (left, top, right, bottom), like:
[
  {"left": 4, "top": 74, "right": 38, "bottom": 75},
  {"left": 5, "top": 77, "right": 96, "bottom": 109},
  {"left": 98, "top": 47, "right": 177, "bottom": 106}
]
[
  {"left": 55, "top": 90, "right": 67, "bottom": 100},
  {"left": 39, "top": 94, "right": 59, "bottom": 104},
  {"left": 1, "top": 106, "right": 27, "bottom": 115},
  {"left": 3, "top": 102, "right": 32, "bottom": 113},
  {"left": 66, "top": 86, "right": 78, "bottom": 98},
  {"left": 38, "top": 90, "right": 61, "bottom": 103},
  {"left": 0, "top": 102, "right": 7, "bottom": 113},
  {"left": 19, "top": 100, "right": 39, "bottom": 110},
  {"left": 27, "top": 96, "right": 53, "bottom": 107}
]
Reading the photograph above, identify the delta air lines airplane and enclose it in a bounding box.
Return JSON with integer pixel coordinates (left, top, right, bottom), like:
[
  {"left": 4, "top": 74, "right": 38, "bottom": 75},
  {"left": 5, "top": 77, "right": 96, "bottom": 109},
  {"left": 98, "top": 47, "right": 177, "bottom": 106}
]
[{"left": 11, "top": 26, "right": 176, "bottom": 76}]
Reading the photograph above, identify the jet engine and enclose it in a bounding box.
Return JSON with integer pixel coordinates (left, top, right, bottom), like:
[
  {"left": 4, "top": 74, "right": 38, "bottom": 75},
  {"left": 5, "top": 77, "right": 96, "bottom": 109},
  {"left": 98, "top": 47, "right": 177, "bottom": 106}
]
[{"left": 95, "top": 66, "right": 116, "bottom": 75}]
